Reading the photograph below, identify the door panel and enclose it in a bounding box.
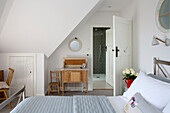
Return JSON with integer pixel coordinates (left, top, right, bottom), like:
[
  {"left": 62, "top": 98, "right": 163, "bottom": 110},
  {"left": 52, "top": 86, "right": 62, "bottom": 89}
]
[
  {"left": 113, "top": 16, "right": 132, "bottom": 96},
  {"left": 9, "top": 56, "right": 34, "bottom": 97},
  {"left": 106, "top": 28, "right": 114, "bottom": 87}
]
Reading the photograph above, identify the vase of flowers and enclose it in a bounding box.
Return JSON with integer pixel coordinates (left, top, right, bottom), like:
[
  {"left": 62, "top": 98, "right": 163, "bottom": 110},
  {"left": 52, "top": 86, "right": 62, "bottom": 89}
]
[{"left": 122, "top": 68, "right": 138, "bottom": 88}]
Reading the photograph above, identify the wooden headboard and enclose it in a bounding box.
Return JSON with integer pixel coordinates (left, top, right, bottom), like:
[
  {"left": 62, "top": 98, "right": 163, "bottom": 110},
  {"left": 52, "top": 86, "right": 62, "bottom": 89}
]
[{"left": 154, "top": 57, "right": 170, "bottom": 78}]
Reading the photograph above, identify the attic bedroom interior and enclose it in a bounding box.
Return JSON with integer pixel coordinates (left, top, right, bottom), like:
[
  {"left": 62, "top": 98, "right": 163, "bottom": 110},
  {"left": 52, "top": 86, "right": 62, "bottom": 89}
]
[{"left": 0, "top": 0, "right": 170, "bottom": 113}]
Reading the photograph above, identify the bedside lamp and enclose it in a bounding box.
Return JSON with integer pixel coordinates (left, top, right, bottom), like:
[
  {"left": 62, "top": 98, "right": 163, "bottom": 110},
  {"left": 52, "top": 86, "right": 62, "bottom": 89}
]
[{"left": 152, "top": 36, "right": 170, "bottom": 46}]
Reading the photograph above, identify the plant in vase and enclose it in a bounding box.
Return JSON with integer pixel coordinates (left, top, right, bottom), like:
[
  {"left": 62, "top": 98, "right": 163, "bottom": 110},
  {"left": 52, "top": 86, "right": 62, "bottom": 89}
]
[{"left": 122, "top": 68, "right": 138, "bottom": 88}]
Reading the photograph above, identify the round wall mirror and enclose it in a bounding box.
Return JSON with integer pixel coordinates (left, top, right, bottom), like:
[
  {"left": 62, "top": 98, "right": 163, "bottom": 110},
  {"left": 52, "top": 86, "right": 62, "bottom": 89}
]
[
  {"left": 156, "top": 0, "right": 170, "bottom": 32},
  {"left": 68, "top": 38, "right": 82, "bottom": 52}
]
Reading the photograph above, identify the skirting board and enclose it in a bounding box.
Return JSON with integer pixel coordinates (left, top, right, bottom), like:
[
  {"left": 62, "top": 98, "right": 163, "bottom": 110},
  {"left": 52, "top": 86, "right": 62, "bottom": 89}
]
[
  {"left": 45, "top": 87, "right": 93, "bottom": 95},
  {"left": 35, "top": 94, "right": 45, "bottom": 96}
]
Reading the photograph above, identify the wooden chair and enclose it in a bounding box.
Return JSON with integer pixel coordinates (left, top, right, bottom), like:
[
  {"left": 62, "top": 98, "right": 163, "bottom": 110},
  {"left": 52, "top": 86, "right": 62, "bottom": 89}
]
[
  {"left": 48, "top": 71, "right": 61, "bottom": 96},
  {"left": 0, "top": 68, "right": 14, "bottom": 108}
]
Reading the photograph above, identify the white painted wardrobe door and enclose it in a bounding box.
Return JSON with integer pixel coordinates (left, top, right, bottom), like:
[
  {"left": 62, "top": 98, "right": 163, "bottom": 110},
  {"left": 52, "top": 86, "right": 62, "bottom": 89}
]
[
  {"left": 113, "top": 16, "right": 132, "bottom": 96},
  {"left": 106, "top": 29, "right": 114, "bottom": 87},
  {"left": 9, "top": 56, "right": 34, "bottom": 97}
]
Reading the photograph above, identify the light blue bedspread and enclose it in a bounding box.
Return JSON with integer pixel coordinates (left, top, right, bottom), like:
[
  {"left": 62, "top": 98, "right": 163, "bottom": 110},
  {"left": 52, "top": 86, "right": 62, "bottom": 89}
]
[
  {"left": 11, "top": 96, "right": 115, "bottom": 113},
  {"left": 73, "top": 96, "right": 115, "bottom": 113},
  {"left": 11, "top": 96, "right": 73, "bottom": 113}
]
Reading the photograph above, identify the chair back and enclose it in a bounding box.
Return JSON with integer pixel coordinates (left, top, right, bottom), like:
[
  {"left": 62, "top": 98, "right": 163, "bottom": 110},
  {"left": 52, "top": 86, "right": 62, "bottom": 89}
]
[
  {"left": 50, "top": 71, "right": 61, "bottom": 83},
  {"left": 6, "top": 68, "right": 14, "bottom": 86}
]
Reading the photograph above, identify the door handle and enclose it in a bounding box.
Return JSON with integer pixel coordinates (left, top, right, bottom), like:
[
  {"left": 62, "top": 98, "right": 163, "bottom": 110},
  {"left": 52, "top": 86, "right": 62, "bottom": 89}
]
[{"left": 116, "top": 46, "right": 120, "bottom": 57}]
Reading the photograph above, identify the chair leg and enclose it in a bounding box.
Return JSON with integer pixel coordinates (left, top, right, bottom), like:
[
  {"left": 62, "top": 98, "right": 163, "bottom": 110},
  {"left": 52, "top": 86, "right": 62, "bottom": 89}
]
[
  {"left": 51, "top": 86, "right": 53, "bottom": 94},
  {"left": 58, "top": 85, "right": 60, "bottom": 96},
  {"left": 51, "top": 85, "right": 53, "bottom": 90},
  {"left": 48, "top": 85, "right": 51, "bottom": 96},
  {"left": 4, "top": 91, "right": 12, "bottom": 108}
]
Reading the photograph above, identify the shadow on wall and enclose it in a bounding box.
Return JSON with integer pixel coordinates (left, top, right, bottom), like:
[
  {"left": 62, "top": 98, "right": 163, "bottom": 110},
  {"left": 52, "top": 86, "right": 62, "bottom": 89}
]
[{"left": 0, "top": 0, "right": 14, "bottom": 35}]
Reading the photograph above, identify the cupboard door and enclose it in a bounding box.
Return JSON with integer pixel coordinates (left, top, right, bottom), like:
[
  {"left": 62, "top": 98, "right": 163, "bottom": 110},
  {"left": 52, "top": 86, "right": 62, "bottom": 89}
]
[
  {"left": 9, "top": 56, "right": 34, "bottom": 97},
  {"left": 62, "top": 71, "right": 70, "bottom": 82},
  {"left": 70, "top": 71, "right": 81, "bottom": 82}
]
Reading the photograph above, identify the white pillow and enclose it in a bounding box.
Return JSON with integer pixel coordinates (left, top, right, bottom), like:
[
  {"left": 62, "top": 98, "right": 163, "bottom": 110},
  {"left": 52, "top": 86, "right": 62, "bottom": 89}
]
[
  {"left": 163, "top": 101, "right": 170, "bottom": 113},
  {"left": 123, "top": 71, "right": 170, "bottom": 110},
  {"left": 124, "top": 93, "right": 162, "bottom": 113}
]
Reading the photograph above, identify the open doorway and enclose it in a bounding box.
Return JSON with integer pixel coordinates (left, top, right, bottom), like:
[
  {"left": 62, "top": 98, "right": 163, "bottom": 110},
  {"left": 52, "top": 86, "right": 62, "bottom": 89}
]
[{"left": 92, "top": 27, "right": 113, "bottom": 90}]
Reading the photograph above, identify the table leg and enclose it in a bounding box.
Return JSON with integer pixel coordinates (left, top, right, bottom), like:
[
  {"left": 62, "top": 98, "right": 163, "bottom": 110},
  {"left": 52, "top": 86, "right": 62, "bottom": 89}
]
[
  {"left": 86, "top": 82, "right": 88, "bottom": 95},
  {"left": 62, "top": 83, "right": 64, "bottom": 96},
  {"left": 82, "top": 83, "right": 84, "bottom": 92}
]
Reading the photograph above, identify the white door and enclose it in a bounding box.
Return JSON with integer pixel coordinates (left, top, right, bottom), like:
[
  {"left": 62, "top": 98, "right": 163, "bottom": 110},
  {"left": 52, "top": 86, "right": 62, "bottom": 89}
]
[
  {"left": 113, "top": 16, "right": 132, "bottom": 96},
  {"left": 9, "top": 56, "right": 34, "bottom": 97},
  {"left": 106, "top": 28, "right": 114, "bottom": 87}
]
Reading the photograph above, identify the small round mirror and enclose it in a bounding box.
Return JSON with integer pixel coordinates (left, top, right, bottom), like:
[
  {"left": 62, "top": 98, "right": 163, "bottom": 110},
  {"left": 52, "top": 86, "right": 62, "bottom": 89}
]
[
  {"left": 156, "top": 0, "right": 170, "bottom": 32},
  {"left": 68, "top": 38, "right": 82, "bottom": 52}
]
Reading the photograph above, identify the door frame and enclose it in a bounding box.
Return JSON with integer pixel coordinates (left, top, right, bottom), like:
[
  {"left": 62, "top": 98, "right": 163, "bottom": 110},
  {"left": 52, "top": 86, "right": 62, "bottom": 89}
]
[
  {"left": 90, "top": 25, "right": 112, "bottom": 90},
  {"left": 7, "top": 53, "right": 37, "bottom": 96}
]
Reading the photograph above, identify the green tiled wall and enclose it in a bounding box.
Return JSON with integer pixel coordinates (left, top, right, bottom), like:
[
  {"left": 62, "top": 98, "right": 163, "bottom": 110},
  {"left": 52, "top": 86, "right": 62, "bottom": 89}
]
[{"left": 93, "top": 28, "right": 106, "bottom": 74}]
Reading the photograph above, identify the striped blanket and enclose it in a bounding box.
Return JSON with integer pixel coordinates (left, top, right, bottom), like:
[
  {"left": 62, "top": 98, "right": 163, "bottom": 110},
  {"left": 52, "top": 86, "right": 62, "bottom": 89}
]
[{"left": 11, "top": 96, "right": 115, "bottom": 113}]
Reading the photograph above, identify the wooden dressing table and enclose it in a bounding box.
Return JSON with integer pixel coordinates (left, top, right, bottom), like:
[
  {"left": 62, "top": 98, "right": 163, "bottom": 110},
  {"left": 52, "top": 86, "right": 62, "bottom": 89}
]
[{"left": 56, "top": 57, "right": 88, "bottom": 96}]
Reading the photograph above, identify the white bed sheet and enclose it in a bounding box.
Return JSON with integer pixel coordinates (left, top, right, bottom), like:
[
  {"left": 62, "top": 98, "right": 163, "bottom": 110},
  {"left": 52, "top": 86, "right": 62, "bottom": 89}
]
[{"left": 107, "top": 96, "right": 128, "bottom": 113}]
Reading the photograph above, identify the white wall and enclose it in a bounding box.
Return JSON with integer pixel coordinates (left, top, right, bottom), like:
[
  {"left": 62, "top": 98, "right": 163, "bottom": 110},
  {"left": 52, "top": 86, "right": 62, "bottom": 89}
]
[
  {"left": 0, "top": 0, "right": 101, "bottom": 57},
  {"left": 48, "top": 11, "right": 120, "bottom": 90},
  {"left": 120, "top": 0, "right": 170, "bottom": 77},
  {"left": 36, "top": 53, "right": 45, "bottom": 96},
  {"left": 0, "top": 54, "right": 9, "bottom": 81},
  {"left": 0, "top": 53, "right": 46, "bottom": 96}
]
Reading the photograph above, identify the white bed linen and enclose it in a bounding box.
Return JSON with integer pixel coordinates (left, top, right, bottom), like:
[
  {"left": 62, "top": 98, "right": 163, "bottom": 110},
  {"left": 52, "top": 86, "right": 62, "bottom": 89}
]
[
  {"left": 123, "top": 71, "right": 170, "bottom": 110},
  {"left": 107, "top": 96, "right": 128, "bottom": 113}
]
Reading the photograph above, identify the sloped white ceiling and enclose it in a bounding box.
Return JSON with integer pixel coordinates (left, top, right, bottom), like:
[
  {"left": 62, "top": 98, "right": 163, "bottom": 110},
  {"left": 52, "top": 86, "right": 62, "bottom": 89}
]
[
  {"left": 99, "top": 0, "right": 134, "bottom": 11},
  {"left": 0, "top": 0, "right": 6, "bottom": 19},
  {"left": 0, "top": 0, "right": 100, "bottom": 57}
]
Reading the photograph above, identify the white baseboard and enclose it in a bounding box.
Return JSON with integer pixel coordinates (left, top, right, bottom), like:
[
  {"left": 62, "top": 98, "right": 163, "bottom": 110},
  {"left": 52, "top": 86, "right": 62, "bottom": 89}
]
[
  {"left": 45, "top": 87, "right": 93, "bottom": 95},
  {"left": 35, "top": 94, "right": 45, "bottom": 96}
]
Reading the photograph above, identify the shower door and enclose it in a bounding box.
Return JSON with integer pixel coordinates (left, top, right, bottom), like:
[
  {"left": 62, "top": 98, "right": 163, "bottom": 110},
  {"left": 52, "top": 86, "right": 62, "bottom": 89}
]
[{"left": 106, "top": 28, "right": 114, "bottom": 87}]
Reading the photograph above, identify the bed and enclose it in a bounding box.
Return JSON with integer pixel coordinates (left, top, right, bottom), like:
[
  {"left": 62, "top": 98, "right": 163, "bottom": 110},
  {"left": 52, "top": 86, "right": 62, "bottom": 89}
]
[
  {"left": 0, "top": 57, "right": 170, "bottom": 113},
  {"left": 9, "top": 96, "right": 128, "bottom": 113}
]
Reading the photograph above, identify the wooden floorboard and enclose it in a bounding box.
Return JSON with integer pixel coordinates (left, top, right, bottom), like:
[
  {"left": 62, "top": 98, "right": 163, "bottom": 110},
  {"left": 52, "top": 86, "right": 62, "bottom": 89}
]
[
  {"left": 47, "top": 90, "right": 113, "bottom": 96},
  {"left": 93, "top": 88, "right": 113, "bottom": 90}
]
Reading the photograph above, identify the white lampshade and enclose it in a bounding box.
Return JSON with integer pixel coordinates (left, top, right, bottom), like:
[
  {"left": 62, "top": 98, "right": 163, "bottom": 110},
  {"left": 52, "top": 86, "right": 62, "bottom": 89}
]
[{"left": 165, "top": 38, "right": 170, "bottom": 46}]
